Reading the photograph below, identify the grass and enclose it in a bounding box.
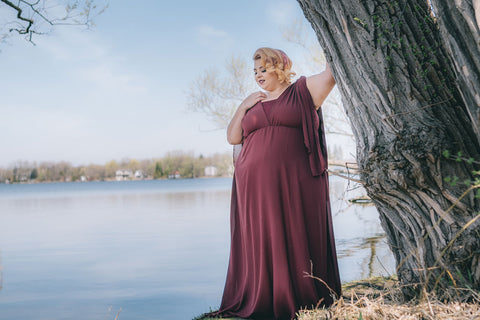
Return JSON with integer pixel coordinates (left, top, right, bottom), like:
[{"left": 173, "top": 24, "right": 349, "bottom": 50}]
[
  {"left": 297, "top": 276, "right": 480, "bottom": 320},
  {"left": 197, "top": 276, "right": 480, "bottom": 319}
]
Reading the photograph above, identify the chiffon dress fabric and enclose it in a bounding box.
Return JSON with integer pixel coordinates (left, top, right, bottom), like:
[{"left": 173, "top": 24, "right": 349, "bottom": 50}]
[{"left": 214, "top": 76, "right": 341, "bottom": 320}]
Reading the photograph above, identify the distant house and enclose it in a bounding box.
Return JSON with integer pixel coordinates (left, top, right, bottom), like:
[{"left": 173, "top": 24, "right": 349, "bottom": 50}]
[
  {"left": 168, "top": 171, "right": 181, "bottom": 179},
  {"left": 134, "top": 170, "right": 145, "bottom": 179},
  {"left": 227, "top": 164, "right": 234, "bottom": 177},
  {"left": 204, "top": 165, "right": 218, "bottom": 177},
  {"left": 115, "top": 169, "right": 133, "bottom": 181}
]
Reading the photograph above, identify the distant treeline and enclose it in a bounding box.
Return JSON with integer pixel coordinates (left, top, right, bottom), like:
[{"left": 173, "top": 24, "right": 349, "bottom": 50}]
[{"left": 0, "top": 151, "right": 233, "bottom": 183}]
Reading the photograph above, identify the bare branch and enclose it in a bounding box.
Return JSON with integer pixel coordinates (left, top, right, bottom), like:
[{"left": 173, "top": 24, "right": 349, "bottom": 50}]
[
  {"left": 186, "top": 56, "right": 257, "bottom": 129},
  {"left": 2, "top": 0, "right": 34, "bottom": 34},
  {"left": 1, "top": 0, "right": 107, "bottom": 44}
]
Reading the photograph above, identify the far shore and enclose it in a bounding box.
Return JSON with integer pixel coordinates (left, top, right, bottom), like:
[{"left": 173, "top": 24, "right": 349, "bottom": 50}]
[{"left": 0, "top": 175, "right": 233, "bottom": 185}]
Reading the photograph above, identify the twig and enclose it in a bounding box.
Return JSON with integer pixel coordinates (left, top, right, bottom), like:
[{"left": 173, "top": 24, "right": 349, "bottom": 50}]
[
  {"left": 328, "top": 170, "right": 364, "bottom": 184},
  {"left": 104, "top": 305, "right": 113, "bottom": 320},
  {"left": 1, "top": 0, "right": 107, "bottom": 44},
  {"left": 304, "top": 260, "right": 339, "bottom": 299},
  {"left": 2, "top": 0, "right": 34, "bottom": 34},
  {"left": 114, "top": 307, "right": 122, "bottom": 320}
]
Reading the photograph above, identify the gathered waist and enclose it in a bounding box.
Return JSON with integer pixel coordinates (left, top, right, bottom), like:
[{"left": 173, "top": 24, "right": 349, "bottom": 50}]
[{"left": 244, "top": 124, "right": 301, "bottom": 139}]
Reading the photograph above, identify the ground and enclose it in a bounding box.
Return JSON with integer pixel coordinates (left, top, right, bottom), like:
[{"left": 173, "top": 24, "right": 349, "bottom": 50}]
[{"left": 197, "top": 276, "right": 480, "bottom": 320}]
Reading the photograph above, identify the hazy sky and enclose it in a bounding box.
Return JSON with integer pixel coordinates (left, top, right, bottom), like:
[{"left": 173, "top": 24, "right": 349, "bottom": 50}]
[{"left": 0, "top": 0, "right": 323, "bottom": 167}]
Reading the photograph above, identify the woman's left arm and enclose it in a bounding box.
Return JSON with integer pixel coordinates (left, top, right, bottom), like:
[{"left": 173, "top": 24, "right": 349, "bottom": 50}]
[{"left": 306, "top": 63, "right": 336, "bottom": 109}]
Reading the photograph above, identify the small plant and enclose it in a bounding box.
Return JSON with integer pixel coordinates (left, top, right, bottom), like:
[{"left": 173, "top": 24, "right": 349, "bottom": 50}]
[
  {"left": 353, "top": 17, "right": 368, "bottom": 29},
  {"left": 442, "top": 150, "right": 480, "bottom": 192}
]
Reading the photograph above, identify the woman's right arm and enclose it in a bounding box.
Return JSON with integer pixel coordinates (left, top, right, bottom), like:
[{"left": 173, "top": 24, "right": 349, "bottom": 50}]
[{"left": 227, "top": 91, "right": 266, "bottom": 145}]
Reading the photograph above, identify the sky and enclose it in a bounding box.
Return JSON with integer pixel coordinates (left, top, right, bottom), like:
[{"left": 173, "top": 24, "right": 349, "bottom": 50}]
[{"left": 0, "top": 0, "right": 340, "bottom": 167}]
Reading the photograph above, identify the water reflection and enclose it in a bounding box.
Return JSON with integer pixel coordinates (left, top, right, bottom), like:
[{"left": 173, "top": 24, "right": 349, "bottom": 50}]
[
  {"left": 0, "top": 252, "right": 3, "bottom": 290},
  {"left": 0, "top": 180, "right": 233, "bottom": 320},
  {"left": 329, "top": 177, "right": 395, "bottom": 282}
]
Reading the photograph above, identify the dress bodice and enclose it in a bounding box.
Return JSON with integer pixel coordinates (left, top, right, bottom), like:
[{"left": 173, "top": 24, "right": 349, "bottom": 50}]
[{"left": 241, "top": 84, "right": 302, "bottom": 139}]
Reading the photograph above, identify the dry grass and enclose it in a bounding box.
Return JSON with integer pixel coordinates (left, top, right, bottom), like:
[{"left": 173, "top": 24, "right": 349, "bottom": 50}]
[
  {"left": 297, "top": 276, "right": 480, "bottom": 320},
  {"left": 196, "top": 276, "right": 480, "bottom": 320}
]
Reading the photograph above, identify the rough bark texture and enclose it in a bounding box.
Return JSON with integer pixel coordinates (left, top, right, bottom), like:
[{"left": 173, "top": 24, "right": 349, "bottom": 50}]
[
  {"left": 297, "top": 0, "right": 480, "bottom": 297},
  {"left": 429, "top": 0, "right": 480, "bottom": 140}
]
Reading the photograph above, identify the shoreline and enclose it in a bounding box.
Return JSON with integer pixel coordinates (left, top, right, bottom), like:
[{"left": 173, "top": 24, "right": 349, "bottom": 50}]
[{"left": 0, "top": 175, "right": 233, "bottom": 185}]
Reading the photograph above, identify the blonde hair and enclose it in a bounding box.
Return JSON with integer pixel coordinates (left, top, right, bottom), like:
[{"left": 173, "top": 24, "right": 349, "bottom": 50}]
[{"left": 253, "top": 47, "right": 296, "bottom": 84}]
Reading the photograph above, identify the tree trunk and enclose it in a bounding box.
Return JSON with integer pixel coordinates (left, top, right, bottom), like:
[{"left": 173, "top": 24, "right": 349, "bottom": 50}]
[
  {"left": 298, "top": 0, "right": 480, "bottom": 297},
  {"left": 429, "top": 0, "right": 480, "bottom": 140}
]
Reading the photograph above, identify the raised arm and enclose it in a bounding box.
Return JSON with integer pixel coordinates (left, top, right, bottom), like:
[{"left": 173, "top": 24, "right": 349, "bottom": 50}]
[
  {"left": 306, "top": 63, "right": 336, "bottom": 109},
  {"left": 227, "top": 91, "right": 267, "bottom": 145}
]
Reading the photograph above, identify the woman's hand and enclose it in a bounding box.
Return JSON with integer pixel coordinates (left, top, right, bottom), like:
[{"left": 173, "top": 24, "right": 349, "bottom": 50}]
[
  {"left": 227, "top": 91, "right": 266, "bottom": 145},
  {"left": 238, "top": 91, "right": 267, "bottom": 112}
]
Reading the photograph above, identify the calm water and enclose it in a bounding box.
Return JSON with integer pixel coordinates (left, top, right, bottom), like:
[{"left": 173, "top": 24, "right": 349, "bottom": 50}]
[{"left": 0, "top": 177, "right": 395, "bottom": 320}]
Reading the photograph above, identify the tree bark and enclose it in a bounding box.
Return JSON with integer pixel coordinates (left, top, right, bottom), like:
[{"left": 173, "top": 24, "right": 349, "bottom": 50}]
[
  {"left": 298, "top": 0, "right": 480, "bottom": 297},
  {"left": 429, "top": 0, "right": 480, "bottom": 140}
]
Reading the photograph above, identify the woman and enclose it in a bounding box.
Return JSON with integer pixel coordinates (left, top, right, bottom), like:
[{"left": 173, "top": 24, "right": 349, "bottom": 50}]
[{"left": 210, "top": 47, "right": 341, "bottom": 320}]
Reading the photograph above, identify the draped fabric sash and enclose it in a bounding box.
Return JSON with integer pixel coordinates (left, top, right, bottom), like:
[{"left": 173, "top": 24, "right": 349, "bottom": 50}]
[{"left": 298, "top": 76, "right": 328, "bottom": 176}]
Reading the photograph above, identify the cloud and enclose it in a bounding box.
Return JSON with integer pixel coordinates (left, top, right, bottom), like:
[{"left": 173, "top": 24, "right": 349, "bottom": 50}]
[
  {"left": 195, "top": 24, "right": 234, "bottom": 50},
  {"left": 38, "top": 29, "right": 147, "bottom": 94},
  {"left": 76, "top": 63, "right": 147, "bottom": 95},
  {"left": 39, "top": 28, "right": 108, "bottom": 61}
]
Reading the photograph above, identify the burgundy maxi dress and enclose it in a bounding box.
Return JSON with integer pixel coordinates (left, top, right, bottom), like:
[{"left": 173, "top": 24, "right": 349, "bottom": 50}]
[{"left": 214, "top": 76, "right": 341, "bottom": 320}]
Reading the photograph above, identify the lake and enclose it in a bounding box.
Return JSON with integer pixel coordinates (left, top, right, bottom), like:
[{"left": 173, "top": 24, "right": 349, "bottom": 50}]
[{"left": 0, "top": 177, "right": 395, "bottom": 320}]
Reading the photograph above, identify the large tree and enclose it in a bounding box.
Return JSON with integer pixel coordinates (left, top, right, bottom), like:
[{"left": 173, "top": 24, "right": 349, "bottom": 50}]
[{"left": 297, "top": 0, "right": 480, "bottom": 297}]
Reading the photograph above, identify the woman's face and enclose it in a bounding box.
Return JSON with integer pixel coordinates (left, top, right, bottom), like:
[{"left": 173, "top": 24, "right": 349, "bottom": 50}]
[{"left": 254, "top": 59, "right": 280, "bottom": 91}]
